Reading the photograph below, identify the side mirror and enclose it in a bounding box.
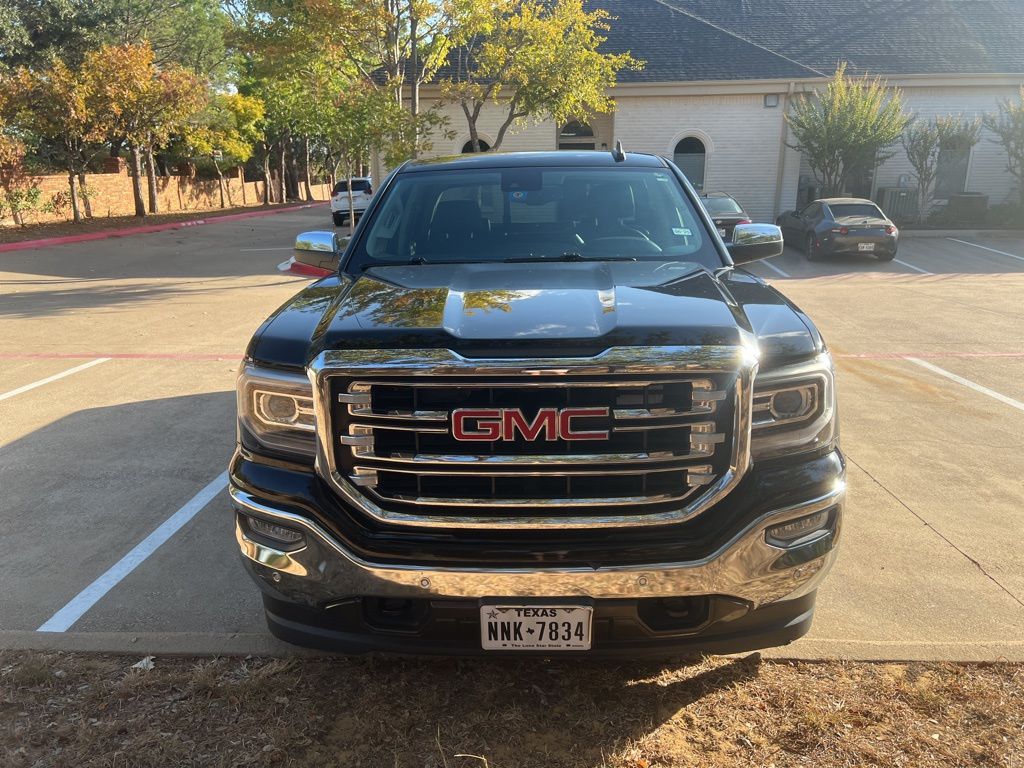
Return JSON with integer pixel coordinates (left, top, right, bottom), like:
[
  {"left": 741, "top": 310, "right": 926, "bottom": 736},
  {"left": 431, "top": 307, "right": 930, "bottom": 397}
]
[
  {"left": 727, "top": 223, "right": 784, "bottom": 264},
  {"left": 294, "top": 230, "right": 340, "bottom": 273}
]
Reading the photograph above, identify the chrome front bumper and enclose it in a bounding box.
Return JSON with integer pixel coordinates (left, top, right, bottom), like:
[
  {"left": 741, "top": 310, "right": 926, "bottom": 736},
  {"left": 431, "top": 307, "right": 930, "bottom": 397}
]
[{"left": 231, "top": 480, "right": 844, "bottom": 610}]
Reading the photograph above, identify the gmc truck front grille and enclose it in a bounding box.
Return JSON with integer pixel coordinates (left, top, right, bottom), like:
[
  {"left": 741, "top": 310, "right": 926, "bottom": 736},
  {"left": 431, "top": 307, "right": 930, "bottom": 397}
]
[{"left": 311, "top": 347, "right": 755, "bottom": 529}]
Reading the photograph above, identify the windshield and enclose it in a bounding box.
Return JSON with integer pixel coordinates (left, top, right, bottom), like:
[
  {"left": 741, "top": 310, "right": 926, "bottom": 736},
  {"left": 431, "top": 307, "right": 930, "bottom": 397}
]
[
  {"left": 702, "top": 196, "right": 743, "bottom": 215},
  {"left": 333, "top": 179, "right": 371, "bottom": 194},
  {"left": 350, "top": 167, "right": 722, "bottom": 271},
  {"left": 830, "top": 203, "right": 884, "bottom": 219}
]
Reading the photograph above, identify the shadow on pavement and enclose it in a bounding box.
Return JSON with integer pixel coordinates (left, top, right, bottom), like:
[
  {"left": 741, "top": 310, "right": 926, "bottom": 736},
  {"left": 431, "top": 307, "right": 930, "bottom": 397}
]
[
  {"left": 0, "top": 208, "right": 330, "bottom": 281},
  {"left": 0, "top": 391, "right": 237, "bottom": 631},
  {"left": 0, "top": 276, "right": 302, "bottom": 318}
]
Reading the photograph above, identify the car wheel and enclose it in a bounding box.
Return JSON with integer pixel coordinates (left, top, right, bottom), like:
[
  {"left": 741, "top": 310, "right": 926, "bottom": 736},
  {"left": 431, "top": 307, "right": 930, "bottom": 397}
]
[
  {"left": 332, "top": 212, "right": 345, "bottom": 227},
  {"left": 877, "top": 250, "right": 896, "bottom": 262},
  {"left": 805, "top": 234, "right": 819, "bottom": 261}
]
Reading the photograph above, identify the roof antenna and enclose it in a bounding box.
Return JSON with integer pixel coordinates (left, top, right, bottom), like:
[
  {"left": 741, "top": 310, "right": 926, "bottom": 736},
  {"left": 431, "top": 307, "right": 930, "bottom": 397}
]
[{"left": 612, "top": 139, "right": 625, "bottom": 162}]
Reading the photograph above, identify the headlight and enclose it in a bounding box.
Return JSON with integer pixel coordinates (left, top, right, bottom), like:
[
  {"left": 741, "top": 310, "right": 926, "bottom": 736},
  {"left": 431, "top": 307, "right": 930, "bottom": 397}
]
[
  {"left": 751, "top": 352, "right": 837, "bottom": 460},
  {"left": 237, "top": 363, "right": 316, "bottom": 458}
]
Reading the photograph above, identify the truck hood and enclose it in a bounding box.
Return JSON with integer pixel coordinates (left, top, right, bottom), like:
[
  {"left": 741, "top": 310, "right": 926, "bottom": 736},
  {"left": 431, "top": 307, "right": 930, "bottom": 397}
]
[{"left": 250, "top": 261, "right": 821, "bottom": 368}]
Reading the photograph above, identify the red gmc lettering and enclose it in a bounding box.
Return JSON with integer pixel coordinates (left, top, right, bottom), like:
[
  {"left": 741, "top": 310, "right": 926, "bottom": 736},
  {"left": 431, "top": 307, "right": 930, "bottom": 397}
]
[{"left": 452, "top": 407, "right": 609, "bottom": 442}]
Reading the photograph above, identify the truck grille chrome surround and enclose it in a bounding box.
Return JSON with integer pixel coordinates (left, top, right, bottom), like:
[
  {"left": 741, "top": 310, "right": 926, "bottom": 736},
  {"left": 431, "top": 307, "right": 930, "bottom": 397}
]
[{"left": 308, "top": 346, "right": 758, "bottom": 529}]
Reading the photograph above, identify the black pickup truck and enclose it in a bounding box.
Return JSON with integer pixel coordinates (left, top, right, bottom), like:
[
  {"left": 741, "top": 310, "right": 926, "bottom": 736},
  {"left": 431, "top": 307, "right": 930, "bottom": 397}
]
[{"left": 231, "top": 150, "right": 844, "bottom": 656}]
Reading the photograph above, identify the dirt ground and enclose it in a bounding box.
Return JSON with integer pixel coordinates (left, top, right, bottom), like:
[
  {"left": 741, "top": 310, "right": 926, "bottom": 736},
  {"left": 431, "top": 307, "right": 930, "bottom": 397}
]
[
  {"left": 3, "top": 651, "right": 1021, "bottom": 768},
  {"left": 0, "top": 204, "right": 310, "bottom": 244}
]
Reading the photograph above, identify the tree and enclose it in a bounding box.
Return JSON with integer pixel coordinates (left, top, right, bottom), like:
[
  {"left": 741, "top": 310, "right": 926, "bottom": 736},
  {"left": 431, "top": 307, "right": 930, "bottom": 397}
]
[
  {"left": 84, "top": 42, "right": 206, "bottom": 216},
  {"left": 325, "top": 80, "right": 417, "bottom": 234},
  {"left": 187, "top": 93, "right": 265, "bottom": 207},
  {"left": 0, "top": 94, "right": 40, "bottom": 227},
  {"left": 787, "top": 63, "right": 911, "bottom": 197},
  {"left": 983, "top": 87, "right": 1024, "bottom": 206},
  {"left": 306, "top": 0, "right": 460, "bottom": 116},
  {"left": 902, "top": 115, "right": 981, "bottom": 222},
  {"left": 5, "top": 60, "right": 99, "bottom": 223},
  {"left": 441, "top": 0, "right": 639, "bottom": 152}
]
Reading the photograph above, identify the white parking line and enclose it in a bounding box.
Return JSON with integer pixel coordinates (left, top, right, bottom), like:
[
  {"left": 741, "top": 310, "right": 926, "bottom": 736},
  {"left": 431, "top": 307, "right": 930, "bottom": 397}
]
[
  {"left": 37, "top": 471, "right": 229, "bottom": 633},
  {"left": 946, "top": 238, "right": 1024, "bottom": 263},
  {"left": 759, "top": 259, "right": 791, "bottom": 278},
  {"left": 0, "top": 358, "right": 110, "bottom": 402},
  {"left": 906, "top": 357, "right": 1024, "bottom": 414},
  {"left": 893, "top": 258, "right": 932, "bottom": 275}
]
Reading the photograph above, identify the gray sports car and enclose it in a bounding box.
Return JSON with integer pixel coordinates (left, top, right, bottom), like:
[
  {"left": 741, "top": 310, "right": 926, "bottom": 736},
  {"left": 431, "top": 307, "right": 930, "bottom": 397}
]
[{"left": 776, "top": 197, "right": 899, "bottom": 262}]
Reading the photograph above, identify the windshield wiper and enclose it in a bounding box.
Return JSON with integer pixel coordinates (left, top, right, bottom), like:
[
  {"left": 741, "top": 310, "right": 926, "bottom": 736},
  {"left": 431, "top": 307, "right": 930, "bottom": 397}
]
[
  {"left": 360, "top": 258, "right": 483, "bottom": 271},
  {"left": 502, "top": 252, "right": 639, "bottom": 263}
]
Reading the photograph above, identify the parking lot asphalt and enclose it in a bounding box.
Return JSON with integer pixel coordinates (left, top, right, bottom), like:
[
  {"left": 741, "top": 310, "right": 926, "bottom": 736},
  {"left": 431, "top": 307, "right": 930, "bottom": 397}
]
[{"left": 2, "top": 210, "right": 1023, "bottom": 661}]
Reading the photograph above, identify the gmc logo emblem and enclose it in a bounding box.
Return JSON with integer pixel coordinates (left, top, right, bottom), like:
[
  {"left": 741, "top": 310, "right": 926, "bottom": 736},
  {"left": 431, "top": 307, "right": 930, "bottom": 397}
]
[{"left": 452, "top": 407, "right": 610, "bottom": 442}]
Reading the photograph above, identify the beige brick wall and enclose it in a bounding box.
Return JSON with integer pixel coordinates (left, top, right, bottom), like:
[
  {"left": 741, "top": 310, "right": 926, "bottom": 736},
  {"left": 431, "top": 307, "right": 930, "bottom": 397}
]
[
  {"left": 872, "top": 85, "right": 1023, "bottom": 208},
  {"left": 614, "top": 93, "right": 791, "bottom": 223},
  {"left": 387, "top": 81, "right": 1024, "bottom": 224},
  {"left": 2, "top": 169, "right": 331, "bottom": 227}
]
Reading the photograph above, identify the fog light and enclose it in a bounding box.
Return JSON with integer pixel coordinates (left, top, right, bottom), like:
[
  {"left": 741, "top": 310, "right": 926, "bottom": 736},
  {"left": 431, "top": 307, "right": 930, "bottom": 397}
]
[
  {"left": 766, "top": 509, "right": 830, "bottom": 546},
  {"left": 246, "top": 515, "right": 304, "bottom": 545}
]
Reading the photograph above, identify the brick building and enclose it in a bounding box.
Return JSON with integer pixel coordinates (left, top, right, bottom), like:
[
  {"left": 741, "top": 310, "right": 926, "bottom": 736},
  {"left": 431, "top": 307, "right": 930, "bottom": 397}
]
[{"left": 396, "top": 0, "right": 1024, "bottom": 223}]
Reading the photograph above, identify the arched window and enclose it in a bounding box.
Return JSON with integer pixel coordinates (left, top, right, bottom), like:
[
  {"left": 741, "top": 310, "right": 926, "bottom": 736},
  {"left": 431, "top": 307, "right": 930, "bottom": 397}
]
[
  {"left": 558, "top": 120, "right": 596, "bottom": 150},
  {"left": 673, "top": 136, "right": 706, "bottom": 190},
  {"left": 461, "top": 138, "right": 491, "bottom": 153}
]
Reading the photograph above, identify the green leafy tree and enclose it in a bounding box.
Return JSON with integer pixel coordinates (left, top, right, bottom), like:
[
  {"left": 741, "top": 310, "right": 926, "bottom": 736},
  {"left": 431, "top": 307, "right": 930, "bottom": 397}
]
[
  {"left": 983, "top": 87, "right": 1024, "bottom": 206},
  {"left": 5, "top": 60, "right": 101, "bottom": 223},
  {"left": 902, "top": 115, "right": 981, "bottom": 222},
  {"left": 187, "top": 93, "right": 265, "bottom": 207},
  {"left": 441, "top": 0, "right": 640, "bottom": 152},
  {"left": 0, "top": 1, "right": 116, "bottom": 70},
  {"left": 788, "top": 63, "right": 911, "bottom": 197},
  {"left": 84, "top": 42, "right": 206, "bottom": 216}
]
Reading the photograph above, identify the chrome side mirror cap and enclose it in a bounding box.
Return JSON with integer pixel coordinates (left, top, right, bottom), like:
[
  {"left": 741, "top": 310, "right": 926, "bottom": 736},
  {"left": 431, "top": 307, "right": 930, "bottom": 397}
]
[
  {"left": 294, "top": 230, "right": 340, "bottom": 273},
  {"left": 727, "top": 223, "right": 784, "bottom": 264}
]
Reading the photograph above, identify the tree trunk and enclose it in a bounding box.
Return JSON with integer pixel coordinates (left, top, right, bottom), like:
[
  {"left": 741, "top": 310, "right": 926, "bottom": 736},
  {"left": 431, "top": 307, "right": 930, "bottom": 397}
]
[
  {"left": 278, "top": 142, "right": 287, "bottom": 204},
  {"left": 346, "top": 162, "right": 356, "bottom": 237},
  {"left": 144, "top": 145, "right": 159, "bottom": 213},
  {"left": 214, "top": 160, "right": 226, "bottom": 208},
  {"left": 286, "top": 139, "right": 300, "bottom": 201},
  {"left": 128, "top": 145, "right": 147, "bottom": 217},
  {"left": 76, "top": 171, "right": 92, "bottom": 218},
  {"left": 261, "top": 143, "right": 272, "bottom": 206},
  {"left": 68, "top": 168, "right": 82, "bottom": 224},
  {"left": 302, "top": 137, "right": 314, "bottom": 201},
  {"left": 410, "top": 8, "right": 420, "bottom": 157}
]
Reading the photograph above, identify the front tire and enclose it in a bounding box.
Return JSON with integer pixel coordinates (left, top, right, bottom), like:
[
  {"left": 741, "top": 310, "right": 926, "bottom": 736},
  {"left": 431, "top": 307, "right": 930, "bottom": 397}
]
[{"left": 805, "top": 234, "right": 820, "bottom": 261}]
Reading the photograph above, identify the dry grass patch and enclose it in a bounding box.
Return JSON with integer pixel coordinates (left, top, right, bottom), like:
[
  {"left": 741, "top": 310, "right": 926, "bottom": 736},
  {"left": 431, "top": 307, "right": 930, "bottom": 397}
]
[{"left": 2, "top": 651, "right": 1021, "bottom": 767}]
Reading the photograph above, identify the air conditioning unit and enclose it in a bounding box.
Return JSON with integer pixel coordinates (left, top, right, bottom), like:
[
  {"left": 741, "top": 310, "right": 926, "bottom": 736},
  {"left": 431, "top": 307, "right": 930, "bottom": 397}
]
[{"left": 876, "top": 187, "right": 919, "bottom": 222}]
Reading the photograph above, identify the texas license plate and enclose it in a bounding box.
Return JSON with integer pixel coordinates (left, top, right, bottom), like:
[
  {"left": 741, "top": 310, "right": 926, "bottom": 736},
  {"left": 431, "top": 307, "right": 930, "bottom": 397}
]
[
  {"left": 480, "top": 604, "right": 593, "bottom": 651},
  {"left": 858, "top": 242, "right": 875, "bottom": 251}
]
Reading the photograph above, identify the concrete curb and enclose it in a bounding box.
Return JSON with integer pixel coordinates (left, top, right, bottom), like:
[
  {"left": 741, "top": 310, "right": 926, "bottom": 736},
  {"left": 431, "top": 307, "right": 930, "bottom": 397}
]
[
  {"left": 2, "top": 630, "right": 1022, "bottom": 661},
  {"left": 0, "top": 202, "right": 327, "bottom": 254},
  {"left": 899, "top": 229, "right": 1023, "bottom": 238}
]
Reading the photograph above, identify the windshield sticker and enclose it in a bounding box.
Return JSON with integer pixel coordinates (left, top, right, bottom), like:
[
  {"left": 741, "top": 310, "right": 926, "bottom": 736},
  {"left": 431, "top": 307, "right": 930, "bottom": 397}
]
[
  {"left": 673, "top": 227, "right": 692, "bottom": 236},
  {"left": 510, "top": 190, "right": 528, "bottom": 201}
]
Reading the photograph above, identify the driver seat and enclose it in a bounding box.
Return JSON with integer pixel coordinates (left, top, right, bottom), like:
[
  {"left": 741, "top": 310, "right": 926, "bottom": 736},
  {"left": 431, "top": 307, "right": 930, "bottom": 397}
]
[{"left": 580, "top": 184, "right": 643, "bottom": 240}]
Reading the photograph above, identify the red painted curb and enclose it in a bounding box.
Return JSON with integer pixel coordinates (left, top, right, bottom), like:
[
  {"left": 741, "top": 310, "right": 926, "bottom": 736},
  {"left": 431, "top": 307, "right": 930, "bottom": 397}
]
[{"left": 0, "top": 202, "right": 328, "bottom": 254}]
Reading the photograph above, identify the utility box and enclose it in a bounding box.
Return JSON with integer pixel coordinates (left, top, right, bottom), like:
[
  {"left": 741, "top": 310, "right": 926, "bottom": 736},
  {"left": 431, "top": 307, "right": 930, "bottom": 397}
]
[{"left": 876, "top": 187, "right": 919, "bottom": 222}]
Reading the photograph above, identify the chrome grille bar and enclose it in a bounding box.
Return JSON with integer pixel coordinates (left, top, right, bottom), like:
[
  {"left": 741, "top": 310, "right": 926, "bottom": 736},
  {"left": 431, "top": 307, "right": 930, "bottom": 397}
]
[{"left": 309, "top": 345, "right": 757, "bottom": 529}]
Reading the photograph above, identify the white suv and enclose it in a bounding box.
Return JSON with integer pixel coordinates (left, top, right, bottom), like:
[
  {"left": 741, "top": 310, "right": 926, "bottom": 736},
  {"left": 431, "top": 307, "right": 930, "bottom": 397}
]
[{"left": 331, "top": 177, "right": 373, "bottom": 226}]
